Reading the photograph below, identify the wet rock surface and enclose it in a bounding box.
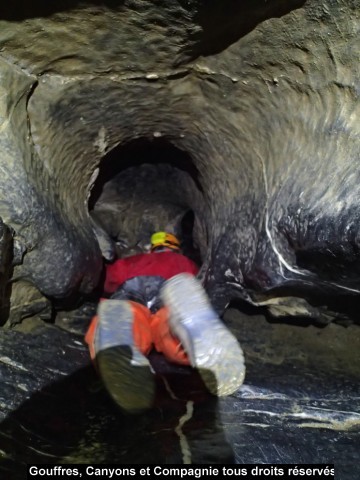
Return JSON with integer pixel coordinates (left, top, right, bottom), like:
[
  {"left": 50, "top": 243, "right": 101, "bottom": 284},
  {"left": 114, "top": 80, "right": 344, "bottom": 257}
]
[
  {"left": 0, "top": 1, "right": 359, "bottom": 322},
  {"left": 0, "top": 308, "right": 358, "bottom": 479}
]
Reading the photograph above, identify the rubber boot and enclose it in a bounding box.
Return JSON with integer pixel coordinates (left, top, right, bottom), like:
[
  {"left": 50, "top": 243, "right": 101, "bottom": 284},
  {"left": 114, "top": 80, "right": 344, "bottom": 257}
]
[
  {"left": 161, "top": 273, "right": 246, "bottom": 396},
  {"left": 91, "top": 299, "right": 155, "bottom": 413}
]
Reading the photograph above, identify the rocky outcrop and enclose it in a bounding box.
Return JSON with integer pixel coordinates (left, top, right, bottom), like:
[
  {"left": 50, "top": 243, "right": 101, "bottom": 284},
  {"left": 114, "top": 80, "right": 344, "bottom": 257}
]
[{"left": 0, "top": 0, "right": 358, "bottom": 323}]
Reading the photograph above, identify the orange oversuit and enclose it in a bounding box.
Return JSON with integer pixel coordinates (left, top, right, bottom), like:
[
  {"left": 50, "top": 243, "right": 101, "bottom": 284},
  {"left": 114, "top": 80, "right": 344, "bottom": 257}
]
[{"left": 86, "top": 251, "right": 199, "bottom": 365}]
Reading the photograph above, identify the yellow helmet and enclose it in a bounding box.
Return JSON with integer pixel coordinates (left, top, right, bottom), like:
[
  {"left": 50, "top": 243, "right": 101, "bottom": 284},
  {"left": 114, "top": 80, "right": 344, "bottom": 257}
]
[{"left": 151, "top": 232, "right": 181, "bottom": 251}]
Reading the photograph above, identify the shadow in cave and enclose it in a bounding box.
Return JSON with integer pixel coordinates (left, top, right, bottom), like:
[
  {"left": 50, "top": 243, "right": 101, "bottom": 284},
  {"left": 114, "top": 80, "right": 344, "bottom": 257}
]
[
  {"left": 1, "top": 0, "right": 307, "bottom": 63},
  {"left": 228, "top": 294, "right": 360, "bottom": 329},
  {"left": 0, "top": 1, "right": 125, "bottom": 20},
  {"left": 181, "top": 0, "right": 307, "bottom": 60},
  {"left": 0, "top": 0, "right": 306, "bottom": 23},
  {"left": 229, "top": 267, "right": 360, "bottom": 328},
  {"left": 0, "top": 354, "right": 234, "bottom": 475},
  {"left": 88, "top": 137, "right": 203, "bottom": 264},
  {"left": 89, "top": 137, "right": 203, "bottom": 210},
  {"left": 227, "top": 298, "right": 326, "bottom": 329}
]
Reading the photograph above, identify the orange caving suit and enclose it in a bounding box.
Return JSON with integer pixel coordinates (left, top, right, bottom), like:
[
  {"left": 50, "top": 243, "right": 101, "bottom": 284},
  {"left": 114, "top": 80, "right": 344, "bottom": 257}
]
[{"left": 86, "top": 251, "right": 199, "bottom": 365}]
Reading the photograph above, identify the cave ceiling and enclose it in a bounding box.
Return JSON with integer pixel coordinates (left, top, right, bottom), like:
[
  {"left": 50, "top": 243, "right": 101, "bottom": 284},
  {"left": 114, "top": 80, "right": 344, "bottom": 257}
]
[{"left": 0, "top": 0, "right": 359, "bottom": 323}]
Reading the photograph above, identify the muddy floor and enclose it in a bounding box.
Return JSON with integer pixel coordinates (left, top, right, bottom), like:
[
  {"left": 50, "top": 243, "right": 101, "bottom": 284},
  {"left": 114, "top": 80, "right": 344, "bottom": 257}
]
[{"left": 0, "top": 305, "right": 359, "bottom": 479}]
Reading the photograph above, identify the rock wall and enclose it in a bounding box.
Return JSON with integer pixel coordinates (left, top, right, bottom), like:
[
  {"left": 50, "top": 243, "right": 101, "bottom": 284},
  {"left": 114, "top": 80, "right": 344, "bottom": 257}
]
[{"left": 0, "top": 0, "right": 358, "bottom": 323}]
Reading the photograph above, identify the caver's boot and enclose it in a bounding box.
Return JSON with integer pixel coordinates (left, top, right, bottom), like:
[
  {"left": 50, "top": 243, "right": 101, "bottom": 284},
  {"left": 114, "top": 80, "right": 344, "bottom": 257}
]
[
  {"left": 161, "top": 273, "right": 246, "bottom": 396},
  {"left": 87, "top": 299, "right": 155, "bottom": 413}
]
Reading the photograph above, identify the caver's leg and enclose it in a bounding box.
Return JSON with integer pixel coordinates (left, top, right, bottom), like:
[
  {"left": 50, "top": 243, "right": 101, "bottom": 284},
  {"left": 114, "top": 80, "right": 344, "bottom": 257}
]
[
  {"left": 161, "top": 273, "right": 246, "bottom": 396},
  {"left": 85, "top": 299, "right": 155, "bottom": 413},
  {"left": 150, "top": 306, "right": 190, "bottom": 366}
]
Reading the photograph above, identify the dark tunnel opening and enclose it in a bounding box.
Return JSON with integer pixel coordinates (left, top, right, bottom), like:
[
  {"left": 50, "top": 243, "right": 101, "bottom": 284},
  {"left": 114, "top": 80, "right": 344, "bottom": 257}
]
[{"left": 88, "top": 138, "right": 204, "bottom": 265}]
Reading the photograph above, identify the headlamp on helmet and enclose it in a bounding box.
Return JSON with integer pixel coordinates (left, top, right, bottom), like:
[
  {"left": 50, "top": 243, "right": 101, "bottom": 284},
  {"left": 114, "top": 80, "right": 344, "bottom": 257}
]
[{"left": 151, "top": 232, "right": 181, "bottom": 251}]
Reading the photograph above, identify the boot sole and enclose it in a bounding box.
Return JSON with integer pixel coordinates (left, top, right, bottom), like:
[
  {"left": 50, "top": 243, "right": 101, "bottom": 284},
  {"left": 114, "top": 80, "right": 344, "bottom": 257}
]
[{"left": 95, "top": 300, "right": 155, "bottom": 413}]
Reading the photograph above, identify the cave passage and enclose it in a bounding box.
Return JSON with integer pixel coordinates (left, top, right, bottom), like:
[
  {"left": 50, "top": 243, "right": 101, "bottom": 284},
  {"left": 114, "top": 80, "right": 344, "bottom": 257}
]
[{"left": 88, "top": 137, "right": 203, "bottom": 263}]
